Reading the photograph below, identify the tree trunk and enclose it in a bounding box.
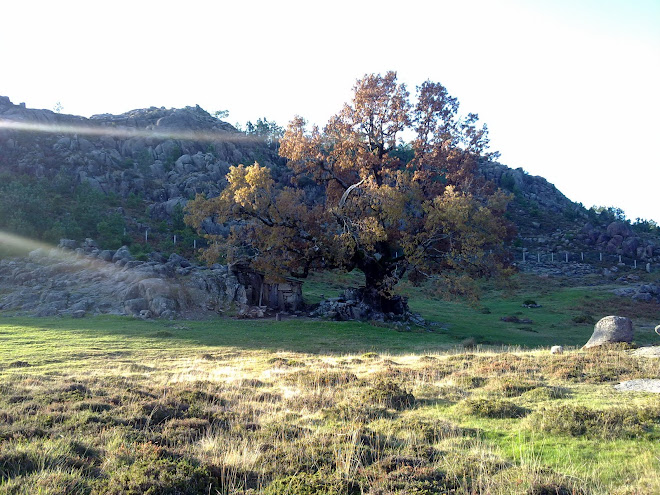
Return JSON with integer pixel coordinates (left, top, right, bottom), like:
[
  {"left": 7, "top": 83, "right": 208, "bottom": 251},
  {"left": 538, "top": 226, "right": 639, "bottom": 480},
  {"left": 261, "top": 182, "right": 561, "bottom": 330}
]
[{"left": 357, "top": 256, "right": 408, "bottom": 316}]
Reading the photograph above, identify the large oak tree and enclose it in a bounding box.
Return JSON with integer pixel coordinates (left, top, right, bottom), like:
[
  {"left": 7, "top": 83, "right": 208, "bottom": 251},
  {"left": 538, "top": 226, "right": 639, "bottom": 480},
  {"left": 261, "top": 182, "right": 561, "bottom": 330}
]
[{"left": 186, "top": 72, "right": 513, "bottom": 314}]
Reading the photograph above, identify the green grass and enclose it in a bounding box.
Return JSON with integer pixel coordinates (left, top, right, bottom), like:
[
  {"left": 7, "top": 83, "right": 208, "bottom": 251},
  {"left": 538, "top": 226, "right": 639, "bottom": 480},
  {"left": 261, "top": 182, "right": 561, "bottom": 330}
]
[
  {"left": 0, "top": 272, "right": 659, "bottom": 494},
  {"left": 0, "top": 316, "right": 453, "bottom": 372},
  {"left": 306, "top": 270, "right": 660, "bottom": 348}
]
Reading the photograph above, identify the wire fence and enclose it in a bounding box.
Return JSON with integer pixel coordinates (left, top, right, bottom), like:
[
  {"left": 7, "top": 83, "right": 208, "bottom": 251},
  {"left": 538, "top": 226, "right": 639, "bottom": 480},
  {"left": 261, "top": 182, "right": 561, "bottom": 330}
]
[
  {"left": 514, "top": 248, "right": 657, "bottom": 273},
  {"left": 140, "top": 227, "right": 658, "bottom": 274}
]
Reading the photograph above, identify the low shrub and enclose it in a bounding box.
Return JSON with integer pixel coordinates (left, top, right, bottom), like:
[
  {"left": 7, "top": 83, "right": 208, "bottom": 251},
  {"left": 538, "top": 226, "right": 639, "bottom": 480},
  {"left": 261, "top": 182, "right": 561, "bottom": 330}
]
[
  {"left": 521, "top": 386, "right": 569, "bottom": 401},
  {"left": 92, "top": 455, "right": 215, "bottom": 495},
  {"left": 460, "top": 398, "right": 528, "bottom": 419},
  {"left": 267, "top": 357, "right": 306, "bottom": 368},
  {"left": 362, "top": 381, "right": 415, "bottom": 410},
  {"left": 447, "top": 373, "right": 487, "bottom": 389},
  {"left": 486, "top": 377, "right": 540, "bottom": 397},
  {"left": 572, "top": 314, "right": 595, "bottom": 324},
  {"left": 264, "top": 471, "right": 361, "bottom": 495},
  {"left": 525, "top": 404, "right": 660, "bottom": 439},
  {"left": 283, "top": 370, "right": 358, "bottom": 387}
]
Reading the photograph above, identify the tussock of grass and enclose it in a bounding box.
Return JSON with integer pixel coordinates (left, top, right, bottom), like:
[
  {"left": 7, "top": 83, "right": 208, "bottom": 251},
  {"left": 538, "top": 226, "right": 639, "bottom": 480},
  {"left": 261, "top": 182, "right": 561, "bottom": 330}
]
[
  {"left": 525, "top": 403, "right": 660, "bottom": 439},
  {"left": 459, "top": 398, "right": 529, "bottom": 419},
  {"left": 485, "top": 377, "right": 541, "bottom": 397},
  {"left": 362, "top": 381, "right": 415, "bottom": 410}
]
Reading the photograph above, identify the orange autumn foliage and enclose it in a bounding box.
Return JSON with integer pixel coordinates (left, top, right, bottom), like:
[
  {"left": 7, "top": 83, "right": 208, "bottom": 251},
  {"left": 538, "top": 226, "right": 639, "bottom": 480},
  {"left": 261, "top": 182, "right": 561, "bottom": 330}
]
[{"left": 186, "top": 72, "right": 513, "bottom": 300}]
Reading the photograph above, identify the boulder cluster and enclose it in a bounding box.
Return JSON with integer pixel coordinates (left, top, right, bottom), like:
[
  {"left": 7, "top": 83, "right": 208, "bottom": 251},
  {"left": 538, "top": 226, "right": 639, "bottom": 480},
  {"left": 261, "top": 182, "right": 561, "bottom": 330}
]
[
  {"left": 0, "top": 96, "right": 281, "bottom": 234},
  {"left": 579, "top": 221, "right": 657, "bottom": 260},
  {"left": 0, "top": 239, "right": 268, "bottom": 319},
  {"left": 612, "top": 282, "right": 660, "bottom": 304},
  {"left": 310, "top": 288, "right": 427, "bottom": 328}
]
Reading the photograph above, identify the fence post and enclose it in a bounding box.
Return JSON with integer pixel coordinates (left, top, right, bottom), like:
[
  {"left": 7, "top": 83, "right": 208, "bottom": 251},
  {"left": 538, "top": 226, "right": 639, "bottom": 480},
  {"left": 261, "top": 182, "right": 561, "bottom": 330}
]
[
  {"left": 145, "top": 229, "right": 148, "bottom": 243},
  {"left": 634, "top": 260, "right": 637, "bottom": 269},
  {"left": 599, "top": 252, "right": 602, "bottom": 262},
  {"left": 581, "top": 252, "right": 584, "bottom": 261},
  {"left": 565, "top": 252, "right": 569, "bottom": 263},
  {"left": 619, "top": 255, "right": 622, "bottom": 263},
  {"left": 647, "top": 263, "right": 652, "bottom": 273},
  {"left": 522, "top": 251, "right": 526, "bottom": 262},
  {"left": 194, "top": 239, "right": 197, "bottom": 249},
  {"left": 537, "top": 252, "right": 540, "bottom": 263},
  {"left": 173, "top": 235, "right": 177, "bottom": 245},
  {"left": 551, "top": 252, "right": 554, "bottom": 262}
]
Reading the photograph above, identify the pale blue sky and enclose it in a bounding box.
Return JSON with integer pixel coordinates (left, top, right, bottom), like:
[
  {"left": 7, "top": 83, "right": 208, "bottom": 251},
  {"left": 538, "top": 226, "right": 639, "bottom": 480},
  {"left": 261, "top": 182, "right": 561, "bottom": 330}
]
[{"left": 2, "top": 0, "right": 659, "bottom": 222}]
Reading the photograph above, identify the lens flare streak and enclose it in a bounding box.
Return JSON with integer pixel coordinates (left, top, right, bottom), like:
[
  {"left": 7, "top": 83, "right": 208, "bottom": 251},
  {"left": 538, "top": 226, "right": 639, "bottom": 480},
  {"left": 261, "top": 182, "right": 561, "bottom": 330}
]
[{"left": 0, "top": 119, "right": 264, "bottom": 144}]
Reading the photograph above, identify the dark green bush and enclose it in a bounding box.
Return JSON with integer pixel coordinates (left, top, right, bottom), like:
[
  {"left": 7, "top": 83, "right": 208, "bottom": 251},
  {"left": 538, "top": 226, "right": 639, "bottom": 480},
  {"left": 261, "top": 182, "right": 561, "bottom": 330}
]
[
  {"left": 572, "top": 314, "right": 596, "bottom": 324},
  {"left": 92, "top": 456, "right": 215, "bottom": 495},
  {"left": 363, "top": 381, "right": 415, "bottom": 410},
  {"left": 525, "top": 404, "right": 660, "bottom": 439},
  {"left": 460, "top": 398, "right": 528, "bottom": 419},
  {"left": 264, "top": 472, "right": 360, "bottom": 495}
]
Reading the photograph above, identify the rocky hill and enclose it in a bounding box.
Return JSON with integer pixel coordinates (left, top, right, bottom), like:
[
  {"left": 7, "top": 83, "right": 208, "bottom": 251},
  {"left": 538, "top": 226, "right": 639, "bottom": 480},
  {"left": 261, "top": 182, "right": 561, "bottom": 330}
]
[
  {"left": 0, "top": 97, "right": 658, "bottom": 318},
  {"left": 0, "top": 96, "right": 284, "bottom": 237},
  {"left": 0, "top": 96, "right": 581, "bottom": 243}
]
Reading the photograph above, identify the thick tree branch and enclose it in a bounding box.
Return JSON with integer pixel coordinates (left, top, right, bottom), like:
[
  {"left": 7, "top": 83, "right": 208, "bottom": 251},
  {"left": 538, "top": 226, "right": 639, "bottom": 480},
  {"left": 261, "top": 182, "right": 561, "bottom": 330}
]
[{"left": 338, "top": 178, "right": 366, "bottom": 208}]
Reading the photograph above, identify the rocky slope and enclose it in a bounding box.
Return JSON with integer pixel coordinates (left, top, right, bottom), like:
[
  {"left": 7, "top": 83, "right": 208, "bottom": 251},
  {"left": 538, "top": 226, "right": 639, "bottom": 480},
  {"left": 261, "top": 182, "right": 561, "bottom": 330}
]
[
  {"left": 0, "top": 96, "right": 577, "bottom": 234},
  {"left": 0, "top": 239, "right": 300, "bottom": 318},
  {"left": 1, "top": 97, "right": 659, "bottom": 316},
  {"left": 0, "top": 96, "right": 283, "bottom": 235}
]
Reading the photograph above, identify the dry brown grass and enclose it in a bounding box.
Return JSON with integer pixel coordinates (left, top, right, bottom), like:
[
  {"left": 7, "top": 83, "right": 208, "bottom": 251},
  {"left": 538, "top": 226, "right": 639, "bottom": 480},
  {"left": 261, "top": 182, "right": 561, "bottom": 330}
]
[{"left": 0, "top": 347, "right": 658, "bottom": 494}]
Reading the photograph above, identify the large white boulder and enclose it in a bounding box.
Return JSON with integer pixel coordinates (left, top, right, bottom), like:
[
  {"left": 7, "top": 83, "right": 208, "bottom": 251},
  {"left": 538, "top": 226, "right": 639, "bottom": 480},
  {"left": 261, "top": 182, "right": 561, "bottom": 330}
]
[{"left": 583, "top": 316, "right": 633, "bottom": 349}]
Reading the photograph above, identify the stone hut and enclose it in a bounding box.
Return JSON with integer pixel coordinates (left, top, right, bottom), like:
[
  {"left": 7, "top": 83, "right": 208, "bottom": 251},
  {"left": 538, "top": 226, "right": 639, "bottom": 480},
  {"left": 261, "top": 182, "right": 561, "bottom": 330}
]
[{"left": 230, "top": 265, "right": 303, "bottom": 311}]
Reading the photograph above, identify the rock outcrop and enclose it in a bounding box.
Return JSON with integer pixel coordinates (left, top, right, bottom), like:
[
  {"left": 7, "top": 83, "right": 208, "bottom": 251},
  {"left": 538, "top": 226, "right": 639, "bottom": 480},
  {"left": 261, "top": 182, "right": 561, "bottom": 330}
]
[
  {"left": 0, "top": 240, "right": 301, "bottom": 319},
  {"left": 612, "top": 282, "right": 660, "bottom": 304},
  {"left": 0, "top": 96, "right": 282, "bottom": 234},
  {"left": 614, "top": 379, "right": 660, "bottom": 393},
  {"left": 583, "top": 316, "right": 634, "bottom": 349},
  {"left": 579, "top": 221, "right": 657, "bottom": 259},
  {"left": 311, "top": 287, "right": 426, "bottom": 327},
  {"left": 478, "top": 161, "right": 575, "bottom": 214}
]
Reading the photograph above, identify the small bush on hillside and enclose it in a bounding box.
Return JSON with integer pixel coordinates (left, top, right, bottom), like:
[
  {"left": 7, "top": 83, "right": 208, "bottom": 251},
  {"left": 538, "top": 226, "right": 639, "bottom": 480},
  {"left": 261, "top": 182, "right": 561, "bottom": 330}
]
[
  {"left": 546, "top": 351, "right": 649, "bottom": 383},
  {"left": 525, "top": 404, "right": 660, "bottom": 439},
  {"left": 447, "top": 373, "right": 487, "bottom": 390},
  {"left": 459, "top": 398, "right": 528, "bottom": 419},
  {"left": 283, "top": 370, "right": 358, "bottom": 387},
  {"left": 264, "top": 472, "right": 361, "bottom": 495},
  {"left": 521, "top": 386, "right": 569, "bottom": 401},
  {"left": 92, "top": 455, "right": 215, "bottom": 495},
  {"left": 362, "top": 381, "right": 415, "bottom": 410},
  {"left": 322, "top": 402, "right": 391, "bottom": 422},
  {"left": 486, "top": 377, "right": 540, "bottom": 397},
  {"left": 572, "top": 314, "right": 596, "bottom": 324},
  {"left": 267, "top": 357, "right": 306, "bottom": 368}
]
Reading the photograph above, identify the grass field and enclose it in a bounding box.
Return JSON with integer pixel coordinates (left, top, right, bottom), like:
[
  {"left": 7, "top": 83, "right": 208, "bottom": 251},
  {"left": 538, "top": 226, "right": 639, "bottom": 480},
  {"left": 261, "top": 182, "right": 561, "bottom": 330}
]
[{"left": 0, "top": 273, "right": 659, "bottom": 494}]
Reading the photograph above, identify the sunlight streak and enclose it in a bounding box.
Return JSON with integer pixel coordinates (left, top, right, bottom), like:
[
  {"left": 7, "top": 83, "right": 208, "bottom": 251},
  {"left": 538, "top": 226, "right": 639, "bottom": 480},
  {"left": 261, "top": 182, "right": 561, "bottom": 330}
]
[
  {"left": 0, "top": 230, "right": 150, "bottom": 282},
  {"left": 0, "top": 230, "right": 55, "bottom": 255},
  {"left": 0, "top": 119, "right": 266, "bottom": 144},
  {"left": 0, "top": 230, "right": 112, "bottom": 271}
]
